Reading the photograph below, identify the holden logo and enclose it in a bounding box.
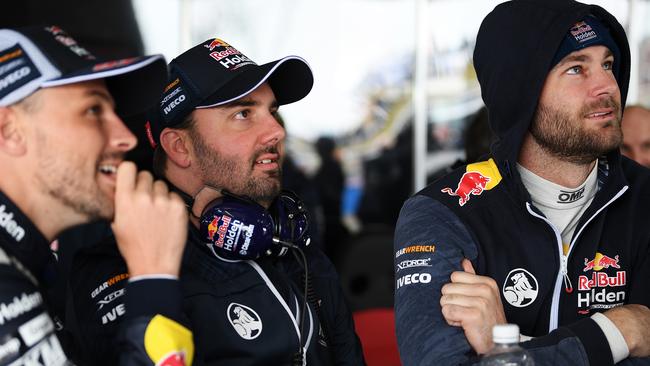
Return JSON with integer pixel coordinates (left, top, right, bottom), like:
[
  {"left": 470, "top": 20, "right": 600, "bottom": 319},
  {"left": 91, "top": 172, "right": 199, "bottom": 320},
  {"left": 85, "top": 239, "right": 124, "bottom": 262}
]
[
  {"left": 227, "top": 303, "right": 262, "bottom": 340},
  {"left": 502, "top": 268, "right": 538, "bottom": 308}
]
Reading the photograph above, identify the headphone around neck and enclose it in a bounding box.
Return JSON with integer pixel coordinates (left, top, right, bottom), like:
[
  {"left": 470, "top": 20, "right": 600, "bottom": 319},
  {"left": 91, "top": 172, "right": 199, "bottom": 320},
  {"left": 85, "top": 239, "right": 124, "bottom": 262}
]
[{"left": 198, "top": 190, "right": 311, "bottom": 260}]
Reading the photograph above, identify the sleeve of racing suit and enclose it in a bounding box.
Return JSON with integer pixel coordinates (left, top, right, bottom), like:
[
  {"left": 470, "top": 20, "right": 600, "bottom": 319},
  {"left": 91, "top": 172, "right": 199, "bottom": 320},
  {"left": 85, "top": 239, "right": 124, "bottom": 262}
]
[
  {"left": 394, "top": 195, "right": 619, "bottom": 366},
  {"left": 118, "top": 278, "right": 194, "bottom": 366},
  {"left": 394, "top": 195, "right": 478, "bottom": 366}
]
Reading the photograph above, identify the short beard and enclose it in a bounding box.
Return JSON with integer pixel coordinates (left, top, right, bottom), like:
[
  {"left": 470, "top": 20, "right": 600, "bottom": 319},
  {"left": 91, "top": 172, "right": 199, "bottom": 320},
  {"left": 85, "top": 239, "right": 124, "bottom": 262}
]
[
  {"left": 35, "top": 134, "right": 113, "bottom": 221},
  {"left": 530, "top": 98, "right": 622, "bottom": 165},
  {"left": 190, "top": 128, "right": 282, "bottom": 207}
]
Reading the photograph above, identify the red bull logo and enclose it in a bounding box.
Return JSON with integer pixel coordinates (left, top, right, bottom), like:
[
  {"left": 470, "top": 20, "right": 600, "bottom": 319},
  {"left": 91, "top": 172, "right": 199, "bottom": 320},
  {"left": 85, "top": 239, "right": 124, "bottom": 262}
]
[
  {"left": 441, "top": 171, "right": 490, "bottom": 206},
  {"left": 157, "top": 351, "right": 186, "bottom": 366},
  {"left": 570, "top": 21, "right": 592, "bottom": 36},
  {"left": 583, "top": 252, "right": 620, "bottom": 272},
  {"left": 207, "top": 216, "right": 220, "bottom": 241},
  {"left": 205, "top": 38, "right": 229, "bottom": 51},
  {"left": 578, "top": 271, "right": 626, "bottom": 291},
  {"left": 569, "top": 21, "right": 597, "bottom": 43}
]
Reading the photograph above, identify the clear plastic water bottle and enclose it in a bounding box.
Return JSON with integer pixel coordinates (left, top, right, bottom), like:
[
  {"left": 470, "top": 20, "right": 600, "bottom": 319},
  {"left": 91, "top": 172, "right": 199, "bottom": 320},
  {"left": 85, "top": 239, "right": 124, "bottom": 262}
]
[{"left": 479, "top": 324, "right": 534, "bottom": 366}]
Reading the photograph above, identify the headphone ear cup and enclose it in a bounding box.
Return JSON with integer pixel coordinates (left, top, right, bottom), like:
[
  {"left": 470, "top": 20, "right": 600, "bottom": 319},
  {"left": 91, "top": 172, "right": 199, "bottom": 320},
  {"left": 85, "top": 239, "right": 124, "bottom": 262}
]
[
  {"left": 199, "top": 195, "right": 275, "bottom": 260},
  {"left": 272, "top": 191, "right": 311, "bottom": 248}
]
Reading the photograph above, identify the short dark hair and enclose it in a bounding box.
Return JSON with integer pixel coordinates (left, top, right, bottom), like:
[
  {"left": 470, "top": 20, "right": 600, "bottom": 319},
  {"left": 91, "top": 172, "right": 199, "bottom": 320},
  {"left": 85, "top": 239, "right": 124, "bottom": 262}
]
[{"left": 152, "top": 112, "right": 197, "bottom": 178}]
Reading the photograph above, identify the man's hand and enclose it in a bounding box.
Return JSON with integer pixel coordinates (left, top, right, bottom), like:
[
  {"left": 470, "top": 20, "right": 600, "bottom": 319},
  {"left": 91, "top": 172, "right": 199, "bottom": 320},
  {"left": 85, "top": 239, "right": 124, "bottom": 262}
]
[
  {"left": 440, "top": 259, "right": 507, "bottom": 354},
  {"left": 604, "top": 304, "right": 650, "bottom": 357},
  {"left": 111, "top": 162, "right": 188, "bottom": 277}
]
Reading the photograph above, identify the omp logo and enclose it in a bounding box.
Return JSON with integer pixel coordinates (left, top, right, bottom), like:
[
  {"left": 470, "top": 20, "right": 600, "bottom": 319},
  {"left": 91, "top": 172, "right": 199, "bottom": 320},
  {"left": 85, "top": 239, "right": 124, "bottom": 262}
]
[
  {"left": 396, "top": 258, "right": 432, "bottom": 272},
  {"left": 0, "top": 292, "right": 42, "bottom": 325},
  {"left": 0, "top": 204, "right": 25, "bottom": 242},
  {"left": 557, "top": 187, "right": 585, "bottom": 204},
  {"left": 396, "top": 273, "right": 431, "bottom": 289}
]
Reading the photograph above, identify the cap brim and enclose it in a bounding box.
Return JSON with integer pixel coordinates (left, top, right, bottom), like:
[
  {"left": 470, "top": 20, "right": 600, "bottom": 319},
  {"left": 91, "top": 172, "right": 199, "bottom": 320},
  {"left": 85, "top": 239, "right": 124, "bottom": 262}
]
[
  {"left": 197, "top": 56, "right": 313, "bottom": 109},
  {"left": 41, "top": 55, "right": 168, "bottom": 117}
]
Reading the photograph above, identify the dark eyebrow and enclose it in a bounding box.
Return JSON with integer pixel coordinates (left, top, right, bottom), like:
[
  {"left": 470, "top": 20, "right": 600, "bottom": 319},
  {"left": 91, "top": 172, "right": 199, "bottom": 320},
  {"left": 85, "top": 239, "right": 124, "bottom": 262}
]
[
  {"left": 221, "top": 98, "right": 279, "bottom": 110},
  {"left": 86, "top": 88, "right": 115, "bottom": 106},
  {"left": 223, "top": 99, "right": 257, "bottom": 108},
  {"left": 555, "top": 47, "right": 615, "bottom": 69}
]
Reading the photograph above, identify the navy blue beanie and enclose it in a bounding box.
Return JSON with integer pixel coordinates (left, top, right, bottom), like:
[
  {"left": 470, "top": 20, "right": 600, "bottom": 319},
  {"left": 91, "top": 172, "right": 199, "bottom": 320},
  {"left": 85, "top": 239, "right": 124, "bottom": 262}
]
[{"left": 551, "top": 15, "right": 621, "bottom": 78}]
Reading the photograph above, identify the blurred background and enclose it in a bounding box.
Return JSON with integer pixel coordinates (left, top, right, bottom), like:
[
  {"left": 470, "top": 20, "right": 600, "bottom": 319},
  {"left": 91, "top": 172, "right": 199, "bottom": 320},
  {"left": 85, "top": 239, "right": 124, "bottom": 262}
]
[{"left": 4, "top": 1, "right": 650, "bottom": 364}]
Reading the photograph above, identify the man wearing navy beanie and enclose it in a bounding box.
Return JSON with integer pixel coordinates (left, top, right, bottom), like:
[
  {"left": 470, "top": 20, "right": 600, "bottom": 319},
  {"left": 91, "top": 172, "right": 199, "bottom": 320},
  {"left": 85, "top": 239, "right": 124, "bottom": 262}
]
[{"left": 394, "top": 0, "right": 650, "bottom": 365}]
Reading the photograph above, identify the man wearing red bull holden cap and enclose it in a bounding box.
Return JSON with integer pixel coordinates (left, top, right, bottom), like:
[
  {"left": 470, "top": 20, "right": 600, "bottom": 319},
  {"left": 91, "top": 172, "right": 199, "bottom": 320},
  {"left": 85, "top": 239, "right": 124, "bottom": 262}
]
[
  {"left": 64, "top": 38, "right": 365, "bottom": 365},
  {"left": 0, "top": 26, "right": 194, "bottom": 365},
  {"left": 394, "top": 0, "right": 650, "bottom": 365}
]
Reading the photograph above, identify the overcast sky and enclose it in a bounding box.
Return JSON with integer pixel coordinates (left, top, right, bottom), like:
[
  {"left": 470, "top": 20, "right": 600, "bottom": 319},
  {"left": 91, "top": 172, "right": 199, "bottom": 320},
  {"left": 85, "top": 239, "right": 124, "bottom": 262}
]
[{"left": 133, "top": 0, "right": 637, "bottom": 140}]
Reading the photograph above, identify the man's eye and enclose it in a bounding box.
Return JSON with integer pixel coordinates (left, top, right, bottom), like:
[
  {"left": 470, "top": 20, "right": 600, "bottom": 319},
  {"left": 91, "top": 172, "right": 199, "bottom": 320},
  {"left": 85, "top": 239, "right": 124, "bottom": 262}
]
[
  {"left": 87, "top": 105, "right": 102, "bottom": 116},
  {"left": 235, "top": 110, "right": 249, "bottom": 119},
  {"left": 603, "top": 61, "right": 613, "bottom": 70},
  {"left": 566, "top": 65, "right": 582, "bottom": 75}
]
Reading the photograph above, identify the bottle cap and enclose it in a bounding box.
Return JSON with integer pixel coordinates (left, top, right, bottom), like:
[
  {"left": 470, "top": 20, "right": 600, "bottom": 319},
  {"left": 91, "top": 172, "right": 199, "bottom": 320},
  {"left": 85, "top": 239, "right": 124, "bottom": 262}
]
[{"left": 492, "top": 324, "right": 519, "bottom": 344}]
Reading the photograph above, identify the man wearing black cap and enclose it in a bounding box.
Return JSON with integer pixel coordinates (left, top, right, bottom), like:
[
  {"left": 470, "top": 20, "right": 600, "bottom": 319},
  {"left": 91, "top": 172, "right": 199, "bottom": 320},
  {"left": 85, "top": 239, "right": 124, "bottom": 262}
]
[
  {"left": 393, "top": 0, "right": 650, "bottom": 365},
  {"left": 67, "top": 38, "right": 365, "bottom": 365},
  {"left": 0, "top": 26, "right": 193, "bottom": 365}
]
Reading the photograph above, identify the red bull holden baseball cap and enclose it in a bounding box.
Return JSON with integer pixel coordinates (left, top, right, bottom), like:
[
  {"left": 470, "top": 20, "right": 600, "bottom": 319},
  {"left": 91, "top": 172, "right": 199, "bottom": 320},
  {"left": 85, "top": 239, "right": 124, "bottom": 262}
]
[
  {"left": 144, "top": 38, "right": 313, "bottom": 148},
  {"left": 0, "top": 25, "right": 167, "bottom": 116}
]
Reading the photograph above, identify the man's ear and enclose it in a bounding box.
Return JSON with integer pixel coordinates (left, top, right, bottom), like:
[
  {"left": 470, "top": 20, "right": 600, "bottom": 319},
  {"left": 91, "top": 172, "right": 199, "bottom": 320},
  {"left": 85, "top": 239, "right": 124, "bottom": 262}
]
[
  {"left": 160, "top": 128, "right": 191, "bottom": 168},
  {"left": 0, "top": 107, "right": 27, "bottom": 156}
]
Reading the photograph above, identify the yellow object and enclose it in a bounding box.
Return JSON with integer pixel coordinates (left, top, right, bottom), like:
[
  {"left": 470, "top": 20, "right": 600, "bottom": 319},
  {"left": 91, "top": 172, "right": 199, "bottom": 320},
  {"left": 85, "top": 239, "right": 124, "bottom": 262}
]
[
  {"left": 144, "top": 315, "right": 194, "bottom": 366},
  {"left": 466, "top": 158, "right": 503, "bottom": 190}
]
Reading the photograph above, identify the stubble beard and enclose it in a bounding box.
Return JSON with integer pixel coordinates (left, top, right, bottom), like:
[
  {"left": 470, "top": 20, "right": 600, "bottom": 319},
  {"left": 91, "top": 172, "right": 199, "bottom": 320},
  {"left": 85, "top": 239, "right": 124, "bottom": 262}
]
[
  {"left": 35, "top": 132, "right": 114, "bottom": 222},
  {"left": 191, "top": 130, "right": 282, "bottom": 207},
  {"left": 530, "top": 97, "right": 623, "bottom": 165}
]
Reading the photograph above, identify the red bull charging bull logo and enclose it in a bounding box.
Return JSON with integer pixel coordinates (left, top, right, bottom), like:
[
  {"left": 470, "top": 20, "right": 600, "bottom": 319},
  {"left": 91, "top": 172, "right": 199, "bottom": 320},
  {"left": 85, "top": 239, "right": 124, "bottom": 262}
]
[
  {"left": 441, "top": 171, "right": 491, "bottom": 206},
  {"left": 206, "top": 215, "right": 232, "bottom": 248},
  {"left": 583, "top": 252, "right": 620, "bottom": 272},
  {"left": 205, "top": 38, "right": 230, "bottom": 51}
]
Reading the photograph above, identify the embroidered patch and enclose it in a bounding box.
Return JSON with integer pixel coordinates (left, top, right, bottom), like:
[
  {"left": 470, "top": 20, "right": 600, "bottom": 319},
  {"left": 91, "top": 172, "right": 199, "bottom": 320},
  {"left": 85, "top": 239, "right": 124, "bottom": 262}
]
[
  {"left": 441, "top": 158, "right": 502, "bottom": 206},
  {"left": 227, "top": 303, "right": 262, "bottom": 340},
  {"left": 502, "top": 268, "right": 538, "bottom": 308}
]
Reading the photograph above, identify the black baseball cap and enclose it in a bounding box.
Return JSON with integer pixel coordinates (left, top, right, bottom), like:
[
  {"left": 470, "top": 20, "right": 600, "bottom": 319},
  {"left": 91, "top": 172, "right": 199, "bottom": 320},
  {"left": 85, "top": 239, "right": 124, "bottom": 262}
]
[
  {"left": 144, "top": 38, "right": 313, "bottom": 148},
  {"left": 0, "top": 25, "right": 167, "bottom": 116}
]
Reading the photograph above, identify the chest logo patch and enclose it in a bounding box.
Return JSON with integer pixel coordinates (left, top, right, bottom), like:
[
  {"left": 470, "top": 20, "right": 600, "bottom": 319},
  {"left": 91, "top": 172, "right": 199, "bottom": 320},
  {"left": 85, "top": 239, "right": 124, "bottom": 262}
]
[
  {"left": 502, "top": 268, "right": 538, "bottom": 308},
  {"left": 441, "top": 158, "right": 502, "bottom": 206},
  {"left": 227, "top": 303, "right": 262, "bottom": 340},
  {"left": 441, "top": 172, "right": 490, "bottom": 206},
  {"left": 583, "top": 252, "right": 620, "bottom": 272}
]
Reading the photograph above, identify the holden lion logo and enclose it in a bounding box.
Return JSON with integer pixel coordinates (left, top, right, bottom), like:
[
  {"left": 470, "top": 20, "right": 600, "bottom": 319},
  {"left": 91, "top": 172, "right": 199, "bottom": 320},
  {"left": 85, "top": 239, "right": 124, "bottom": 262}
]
[
  {"left": 502, "top": 268, "right": 538, "bottom": 308},
  {"left": 441, "top": 171, "right": 490, "bottom": 206},
  {"left": 227, "top": 303, "right": 262, "bottom": 340}
]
